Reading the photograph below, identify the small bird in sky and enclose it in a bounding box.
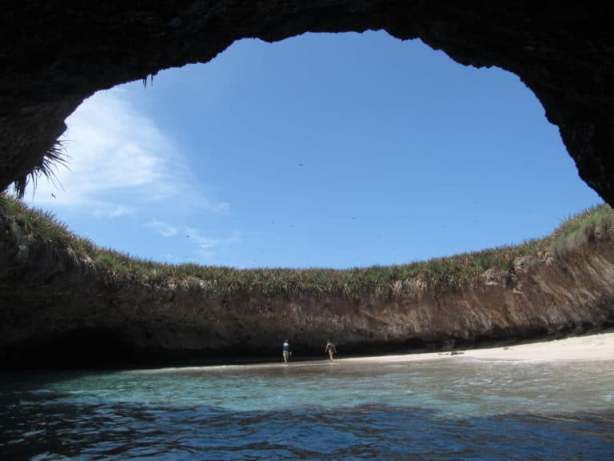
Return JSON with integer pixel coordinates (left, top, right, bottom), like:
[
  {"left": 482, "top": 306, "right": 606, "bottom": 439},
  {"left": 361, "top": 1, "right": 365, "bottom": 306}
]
[{"left": 51, "top": 193, "right": 56, "bottom": 199}]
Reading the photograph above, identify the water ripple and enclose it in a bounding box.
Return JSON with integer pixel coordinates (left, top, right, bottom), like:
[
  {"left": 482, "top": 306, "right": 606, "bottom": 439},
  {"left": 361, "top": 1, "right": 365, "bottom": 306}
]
[{"left": 1, "top": 359, "right": 614, "bottom": 459}]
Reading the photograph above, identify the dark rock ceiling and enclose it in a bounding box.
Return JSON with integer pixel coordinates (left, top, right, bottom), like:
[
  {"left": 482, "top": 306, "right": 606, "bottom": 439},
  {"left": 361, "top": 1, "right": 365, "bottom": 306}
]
[{"left": 1, "top": 1, "right": 613, "bottom": 203}]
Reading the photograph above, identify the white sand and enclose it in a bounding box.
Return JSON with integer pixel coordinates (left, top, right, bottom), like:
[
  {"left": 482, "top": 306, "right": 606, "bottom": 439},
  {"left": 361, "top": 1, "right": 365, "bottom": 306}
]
[
  {"left": 137, "top": 332, "right": 614, "bottom": 374},
  {"left": 343, "top": 331, "right": 614, "bottom": 365}
]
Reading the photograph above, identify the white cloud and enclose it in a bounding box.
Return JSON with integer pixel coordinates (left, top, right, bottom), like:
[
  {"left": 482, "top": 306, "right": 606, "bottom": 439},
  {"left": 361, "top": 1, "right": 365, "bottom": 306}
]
[
  {"left": 186, "top": 227, "right": 241, "bottom": 260},
  {"left": 145, "top": 219, "right": 240, "bottom": 261},
  {"left": 146, "top": 219, "right": 178, "bottom": 237},
  {"left": 91, "top": 203, "right": 134, "bottom": 219},
  {"left": 25, "top": 88, "right": 229, "bottom": 217}
]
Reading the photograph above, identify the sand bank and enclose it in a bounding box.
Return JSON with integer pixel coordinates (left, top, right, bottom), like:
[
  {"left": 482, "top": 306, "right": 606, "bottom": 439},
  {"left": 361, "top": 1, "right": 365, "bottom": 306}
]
[
  {"left": 343, "top": 331, "right": 614, "bottom": 365},
  {"left": 136, "top": 332, "right": 614, "bottom": 374}
]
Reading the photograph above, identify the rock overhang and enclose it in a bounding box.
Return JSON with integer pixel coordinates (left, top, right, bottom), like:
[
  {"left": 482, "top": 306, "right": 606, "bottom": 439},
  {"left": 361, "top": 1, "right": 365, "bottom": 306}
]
[{"left": 1, "top": 2, "right": 613, "bottom": 203}]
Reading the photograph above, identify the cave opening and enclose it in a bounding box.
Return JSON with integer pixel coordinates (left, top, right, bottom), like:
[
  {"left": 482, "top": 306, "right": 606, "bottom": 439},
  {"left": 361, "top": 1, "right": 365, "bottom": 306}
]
[
  {"left": 20, "top": 31, "right": 601, "bottom": 269},
  {"left": 3, "top": 6, "right": 614, "bottom": 371}
]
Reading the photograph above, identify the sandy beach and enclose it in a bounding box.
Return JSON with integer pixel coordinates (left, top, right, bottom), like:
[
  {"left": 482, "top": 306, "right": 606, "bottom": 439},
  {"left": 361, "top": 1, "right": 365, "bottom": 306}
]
[
  {"left": 138, "top": 331, "right": 614, "bottom": 374},
  {"left": 344, "top": 331, "right": 614, "bottom": 365}
]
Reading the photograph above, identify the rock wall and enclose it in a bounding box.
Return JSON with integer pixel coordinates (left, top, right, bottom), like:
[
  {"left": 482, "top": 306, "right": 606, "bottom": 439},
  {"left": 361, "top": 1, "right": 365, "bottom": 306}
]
[
  {"left": 2, "top": 205, "right": 614, "bottom": 367},
  {"left": 1, "top": 2, "right": 614, "bottom": 204}
]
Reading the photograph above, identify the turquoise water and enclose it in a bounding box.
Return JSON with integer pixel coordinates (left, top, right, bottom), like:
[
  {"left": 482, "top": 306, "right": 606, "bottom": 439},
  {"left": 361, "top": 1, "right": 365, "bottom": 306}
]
[{"left": 2, "top": 358, "right": 614, "bottom": 459}]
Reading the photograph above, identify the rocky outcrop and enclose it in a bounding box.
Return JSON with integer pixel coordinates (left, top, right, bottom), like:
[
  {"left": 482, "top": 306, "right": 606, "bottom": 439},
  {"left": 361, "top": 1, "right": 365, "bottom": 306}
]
[
  {"left": 2, "top": 203, "right": 614, "bottom": 368},
  {"left": 1, "top": 2, "right": 614, "bottom": 205}
]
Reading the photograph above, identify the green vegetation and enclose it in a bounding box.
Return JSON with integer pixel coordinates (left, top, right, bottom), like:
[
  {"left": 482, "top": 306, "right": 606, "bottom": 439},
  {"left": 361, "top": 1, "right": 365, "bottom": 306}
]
[
  {"left": 1, "top": 193, "right": 613, "bottom": 298},
  {"left": 550, "top": 204, "right": 614, "bottom": 257},
  {"left": 11, "top": 142, "right": 67, "bottom": 199}
]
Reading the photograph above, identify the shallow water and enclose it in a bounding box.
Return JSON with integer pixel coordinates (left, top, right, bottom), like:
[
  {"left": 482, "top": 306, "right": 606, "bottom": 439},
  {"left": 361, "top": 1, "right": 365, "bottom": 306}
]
[{"left": 2, "top": 358, "right": 614, "bottom": 460}]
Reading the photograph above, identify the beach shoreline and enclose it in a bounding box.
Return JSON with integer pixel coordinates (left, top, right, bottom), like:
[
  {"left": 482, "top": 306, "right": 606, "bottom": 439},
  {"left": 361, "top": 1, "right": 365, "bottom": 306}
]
[
  {"left": 344, "top": 331, "right": 614, "bottom": 364},
  {"left": 136, "top": 331, "right": 614, "bottom": 374}
]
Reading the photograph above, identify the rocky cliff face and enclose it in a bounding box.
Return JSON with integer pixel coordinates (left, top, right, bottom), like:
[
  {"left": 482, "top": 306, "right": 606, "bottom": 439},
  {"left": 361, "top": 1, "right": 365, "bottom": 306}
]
[
  {"left": 1, "top": 2, "right": 614, "bottom": 206},
  {"left": 2, "top": 202, "right": 614, "bottom": 368}
]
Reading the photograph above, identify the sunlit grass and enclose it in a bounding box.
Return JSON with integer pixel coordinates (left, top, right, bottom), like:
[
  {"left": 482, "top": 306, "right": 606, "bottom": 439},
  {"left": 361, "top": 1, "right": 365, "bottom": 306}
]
[{"left": 1, "top": 193, "right": 612, "bottom": 298}]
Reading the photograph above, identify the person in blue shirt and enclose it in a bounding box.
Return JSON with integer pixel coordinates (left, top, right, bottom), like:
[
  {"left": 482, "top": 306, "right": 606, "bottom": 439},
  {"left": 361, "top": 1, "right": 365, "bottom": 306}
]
[{"left": 282, "top": 339, "right": 290, "bottom": 363}]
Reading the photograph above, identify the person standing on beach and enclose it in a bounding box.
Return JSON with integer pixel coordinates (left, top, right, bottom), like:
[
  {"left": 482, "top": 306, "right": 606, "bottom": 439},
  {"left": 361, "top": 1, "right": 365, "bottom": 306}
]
[
  {"left": 282, "top": 339, "right": 290, "bottom": 363},
  {"left": 325, "top": 340, "right": 337, "bottom": 361}
]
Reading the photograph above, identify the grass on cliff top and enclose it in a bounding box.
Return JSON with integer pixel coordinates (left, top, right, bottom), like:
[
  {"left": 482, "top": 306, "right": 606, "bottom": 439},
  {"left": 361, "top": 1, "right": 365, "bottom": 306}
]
[{"left": 1, "top": 193, "right": 612, "bottom": 297}]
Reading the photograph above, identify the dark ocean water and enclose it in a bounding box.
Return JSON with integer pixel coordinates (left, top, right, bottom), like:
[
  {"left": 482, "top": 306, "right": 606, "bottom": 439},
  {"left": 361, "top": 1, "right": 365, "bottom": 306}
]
[{"left": 2, "top": 359, "right": 614, "bottom": 460}]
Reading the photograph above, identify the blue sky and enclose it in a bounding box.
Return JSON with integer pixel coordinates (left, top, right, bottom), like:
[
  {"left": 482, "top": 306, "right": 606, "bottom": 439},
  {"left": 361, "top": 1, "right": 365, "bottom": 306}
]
[{"left": 26, "top": 31, "right": 601, "bottom": 268}]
